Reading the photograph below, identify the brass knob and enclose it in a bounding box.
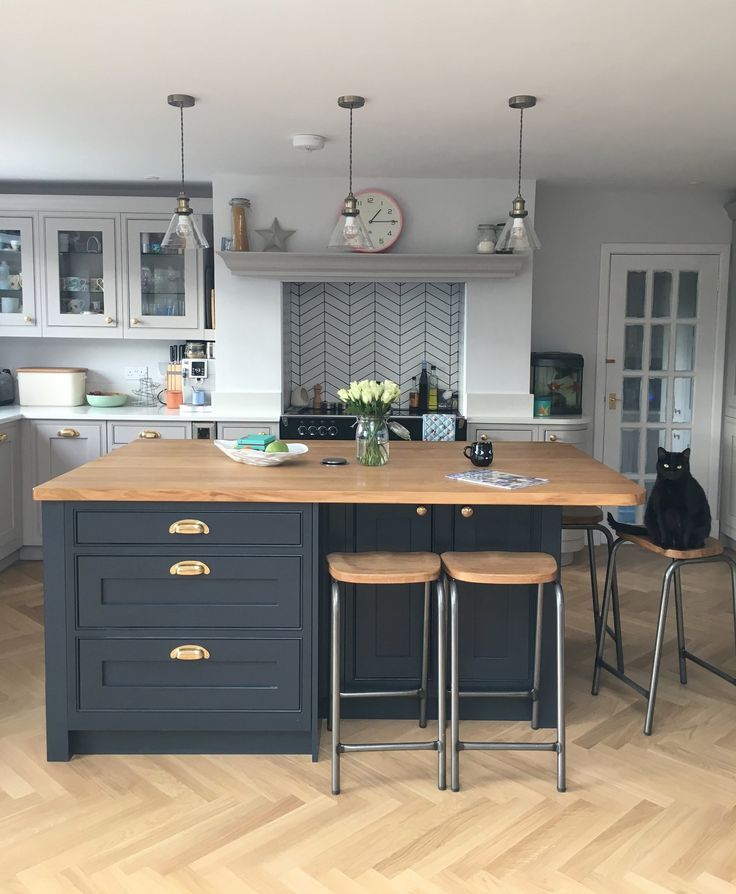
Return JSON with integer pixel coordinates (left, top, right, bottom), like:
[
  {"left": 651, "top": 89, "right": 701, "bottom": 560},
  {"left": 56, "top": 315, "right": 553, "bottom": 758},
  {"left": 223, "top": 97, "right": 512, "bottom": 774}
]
[
  {"left": 23, "top": 315, "right": 33, "bottom": 324},
  {"left": 548, "top": 434, "right": 559, "bottom": 442},
  {"left": 131, "top": 317, "right": 141, "bottom": 326},
  {"left": 57, "top": 428, "right": 80, "bottom": 438},
  {"left": 169, "top": 560, "right": 210, "bottom": 576},
  {"left": 168, "top": 519, "right": 210, "bottom": 535},
  {"left": 461, "top": 506, "right": 474, "bottom": 518},
  {"left": 416, "top": 505, "right": 428, "bottom": 516},
  {"left": 169, "top": 644, "right": 211, "bottom": 661},
  {"left": 138, "top": 430, "right": 161, "bottom": 439},
  {"left": 0, "top": 433, "right": 7, "bottom": 443},
  {"left": 105, "top": 316, "right": 114, "bottom": 324},
  {"left": 479, "top": 434, "right": 489, "bottom": 442}
]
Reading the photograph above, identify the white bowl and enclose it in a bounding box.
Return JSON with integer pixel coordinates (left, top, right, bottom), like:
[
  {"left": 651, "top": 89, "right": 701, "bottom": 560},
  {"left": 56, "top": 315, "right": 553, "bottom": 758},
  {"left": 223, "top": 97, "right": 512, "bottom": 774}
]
[{"left": 214, "top": 440, "right": 309, "bottom": 466}]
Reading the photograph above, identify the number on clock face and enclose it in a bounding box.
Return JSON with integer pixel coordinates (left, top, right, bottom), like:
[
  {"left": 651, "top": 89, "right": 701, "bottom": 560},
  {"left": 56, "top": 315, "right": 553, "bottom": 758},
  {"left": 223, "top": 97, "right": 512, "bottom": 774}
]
[{"left": 353, "top": 190, "right": 404, "bottom": 253}]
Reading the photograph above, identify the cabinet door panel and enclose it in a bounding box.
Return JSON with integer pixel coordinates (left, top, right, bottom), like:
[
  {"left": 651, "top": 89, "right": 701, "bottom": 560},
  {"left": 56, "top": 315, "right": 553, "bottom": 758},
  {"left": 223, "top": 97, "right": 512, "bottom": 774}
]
[
  {"left": 0, "top": 215, "right": 39, "bottom": 334},
  {"left": 0, "top": 422, "right": 22, "bottom": 557}
]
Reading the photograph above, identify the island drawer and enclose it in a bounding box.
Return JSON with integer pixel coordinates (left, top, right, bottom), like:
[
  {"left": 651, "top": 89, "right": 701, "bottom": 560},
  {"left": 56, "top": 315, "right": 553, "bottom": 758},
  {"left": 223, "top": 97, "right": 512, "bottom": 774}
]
[
  {"left": 76, "top": 637, "right": 303, "bottom": 714},
  {"left": 76, "top": 555, "right": 302, "bottom": 628},
  {"left": 73, "top": 508, "right": 303, "bottom": 547}
]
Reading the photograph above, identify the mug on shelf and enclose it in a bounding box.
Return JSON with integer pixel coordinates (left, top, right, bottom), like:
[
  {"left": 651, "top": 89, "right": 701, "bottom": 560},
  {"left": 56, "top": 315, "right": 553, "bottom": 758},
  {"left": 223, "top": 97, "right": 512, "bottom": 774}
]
[
  {"left": 86, "top": 235, "right": 102, "bottom": 253},
  {"left": 90, "top": 277, "right": 104, "bottom": 292},
  {"left": 463, "top": 438, "right": 494, "bottom": 467},
  {"left": 1, "top": 295, "right": 20, "bottom": 314},
  {"left": 67, "top": 295, "right": 89, "bottom": 314},
  {"left": 8, "top": 274, "right": 22, "bottom": 289},
  {"left": 534, "top": 396, "right": 552, "bottom": 417}
]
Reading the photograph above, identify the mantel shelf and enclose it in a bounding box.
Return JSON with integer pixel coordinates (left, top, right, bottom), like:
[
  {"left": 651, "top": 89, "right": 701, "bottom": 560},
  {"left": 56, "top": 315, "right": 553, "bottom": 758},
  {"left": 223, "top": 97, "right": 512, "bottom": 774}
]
[{"left": 217, "top": 251, "right": 526, "bottom": 282}]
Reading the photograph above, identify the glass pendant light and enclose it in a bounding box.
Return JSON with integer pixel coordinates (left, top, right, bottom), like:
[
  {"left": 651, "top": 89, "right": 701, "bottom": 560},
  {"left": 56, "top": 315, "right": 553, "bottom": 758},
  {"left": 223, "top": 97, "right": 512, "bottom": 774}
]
[
  {"left": 495, "top": 95, "right": 541, "bottom": 254},
  {"left": 328, "top": 95, "right": 374, "bottom": 251},
  {"left": 161, "top": 94, "right": 209, "bottom": 251}
]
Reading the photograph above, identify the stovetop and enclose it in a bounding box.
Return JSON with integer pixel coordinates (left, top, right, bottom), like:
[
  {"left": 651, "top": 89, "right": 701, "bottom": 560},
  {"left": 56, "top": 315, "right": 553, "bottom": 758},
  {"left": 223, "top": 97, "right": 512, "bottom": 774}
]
[{"left": 280, "top": 409, "right": 466, "bottom": 441}]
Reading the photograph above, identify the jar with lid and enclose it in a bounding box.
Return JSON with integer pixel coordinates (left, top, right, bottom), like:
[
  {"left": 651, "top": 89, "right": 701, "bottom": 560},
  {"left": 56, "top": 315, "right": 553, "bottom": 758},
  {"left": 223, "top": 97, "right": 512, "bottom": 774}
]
[
  {"left": 229, "top": 198, "right": 251, "bottom": 252},
  {"left": 184, "top": 341, "right": 206, "bottom": 359},
  {"left": 475, "top": 224, "right": 496, "bottom": 254}
]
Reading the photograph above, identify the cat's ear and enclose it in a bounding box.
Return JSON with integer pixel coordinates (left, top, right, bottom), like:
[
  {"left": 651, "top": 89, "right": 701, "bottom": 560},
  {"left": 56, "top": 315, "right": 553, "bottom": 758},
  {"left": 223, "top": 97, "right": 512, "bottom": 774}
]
[
  {"left": 683, "top": 448, "right": 691, "bottom": 459},
  {"left": 657, "top": 447, "right": 667, "bottom": 459}
]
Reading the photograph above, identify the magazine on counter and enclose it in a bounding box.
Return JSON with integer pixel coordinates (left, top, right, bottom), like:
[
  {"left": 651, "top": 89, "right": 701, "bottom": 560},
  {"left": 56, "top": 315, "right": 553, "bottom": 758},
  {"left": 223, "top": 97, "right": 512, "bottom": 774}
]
[{"left": 447, "top": 470, "right": 550, "bottom": 490}]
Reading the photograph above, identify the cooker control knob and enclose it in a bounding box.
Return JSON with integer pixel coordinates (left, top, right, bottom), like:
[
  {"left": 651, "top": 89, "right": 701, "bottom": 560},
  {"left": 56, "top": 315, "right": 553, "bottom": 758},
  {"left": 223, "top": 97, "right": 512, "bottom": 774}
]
[
  {"left": 328, "top": 425, "right": 338, "bottom": 437},
  {"left": 318, "top": 425, "right": 327, "bottom": 437},
  {"left": 308, "top": 425, "right": 318, "bottom": 437},
  {"left": 297, "top": 425, "right": 308, "bottom": 437}
]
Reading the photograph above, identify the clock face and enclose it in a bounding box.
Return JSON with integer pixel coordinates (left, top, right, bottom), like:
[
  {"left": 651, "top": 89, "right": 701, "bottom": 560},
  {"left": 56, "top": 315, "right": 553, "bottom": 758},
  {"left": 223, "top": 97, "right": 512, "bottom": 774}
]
[{"left": 353, "top": 190, "right": 403, "bottom": 253}]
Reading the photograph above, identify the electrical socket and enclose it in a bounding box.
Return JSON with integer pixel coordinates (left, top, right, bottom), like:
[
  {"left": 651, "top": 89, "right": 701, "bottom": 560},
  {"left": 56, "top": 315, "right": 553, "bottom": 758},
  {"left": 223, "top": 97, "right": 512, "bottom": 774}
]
[{"left": 125, "top": 366, "right": 148, "bottom": 380}]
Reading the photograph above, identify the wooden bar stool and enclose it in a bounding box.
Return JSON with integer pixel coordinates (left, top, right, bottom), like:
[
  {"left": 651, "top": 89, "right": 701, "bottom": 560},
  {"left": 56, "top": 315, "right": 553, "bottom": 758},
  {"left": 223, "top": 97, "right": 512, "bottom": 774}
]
[
  {"left": 562, "top": 506, "right": 624, "bottom": 670},
  {"left": 326, "top": 551, "right": 445, "bottom": 795},
  {"left": 441, "top": 551, "right": 565, "bottom": 793},
  {"left": 592, "top": 533, "right": 736, "bottom": 735}
]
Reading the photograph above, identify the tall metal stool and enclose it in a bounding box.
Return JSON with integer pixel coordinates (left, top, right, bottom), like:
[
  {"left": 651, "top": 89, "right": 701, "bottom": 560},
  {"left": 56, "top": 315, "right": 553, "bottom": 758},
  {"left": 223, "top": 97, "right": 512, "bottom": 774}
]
[
  {"left": 562, "top": 506, "right": 625, "bottom": 671},
  {"left": 592, "top": 533, "right": 736, "bottom": 735},
  {"left": 441, "top": 551, "right": 565, "bottom": 793},
  {"left": 327, "top": 551, "right": 445, "bottom": 795}
]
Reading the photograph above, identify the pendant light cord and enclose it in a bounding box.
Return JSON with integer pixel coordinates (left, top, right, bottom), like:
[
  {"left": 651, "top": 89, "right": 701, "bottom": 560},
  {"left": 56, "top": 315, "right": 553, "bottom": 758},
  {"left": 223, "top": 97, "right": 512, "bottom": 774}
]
[
  {"left": 179, "top": 105, "right": 186, "bottom": 194},
  {"left": 348, "top": 106, "right": 354, "bottom": 196},
  {"left": 517, "top": 107, "right": 524, "bottom": 197}
]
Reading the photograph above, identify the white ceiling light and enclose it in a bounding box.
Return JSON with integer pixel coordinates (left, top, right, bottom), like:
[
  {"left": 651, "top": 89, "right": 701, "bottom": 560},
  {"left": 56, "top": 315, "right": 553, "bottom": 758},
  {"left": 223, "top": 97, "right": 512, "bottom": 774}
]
[
  {"left": 292, "top": 134, "right": 326, "bottom": 152},
  {"left": 495, "top": 95, "right": 541, "bottom": 255}
]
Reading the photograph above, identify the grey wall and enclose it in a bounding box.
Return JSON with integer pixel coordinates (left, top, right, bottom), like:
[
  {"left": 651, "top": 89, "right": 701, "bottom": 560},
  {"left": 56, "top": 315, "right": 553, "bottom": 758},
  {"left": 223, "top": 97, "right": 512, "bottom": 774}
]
[{"left": 531, "top": 184, "right": 733, "bottom": 431}]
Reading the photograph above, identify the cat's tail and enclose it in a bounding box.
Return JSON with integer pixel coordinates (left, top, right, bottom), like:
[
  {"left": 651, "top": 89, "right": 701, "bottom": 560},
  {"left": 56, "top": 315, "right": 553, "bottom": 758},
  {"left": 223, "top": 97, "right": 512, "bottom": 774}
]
[{"left": 607, "top": 512, "right": 647, "bottom": 536}]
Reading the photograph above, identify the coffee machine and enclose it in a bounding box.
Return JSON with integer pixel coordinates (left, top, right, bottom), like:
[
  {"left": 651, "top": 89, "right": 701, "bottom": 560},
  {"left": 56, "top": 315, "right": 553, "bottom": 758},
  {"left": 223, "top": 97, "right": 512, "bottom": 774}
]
[{"left": 181, "top": 358, "right": 211, "bottom": 408}]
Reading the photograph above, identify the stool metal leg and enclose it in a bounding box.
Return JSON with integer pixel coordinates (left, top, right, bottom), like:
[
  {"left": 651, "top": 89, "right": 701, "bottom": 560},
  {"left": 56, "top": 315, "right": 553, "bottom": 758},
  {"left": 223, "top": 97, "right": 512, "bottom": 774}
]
[
  {"left": 437, "top": 577, "right": 447, "bottom": 790},
  {"left": 554, "top": 581, "right": 566, "bottom": 793},
  {"left": 531, "top": 582, "right": 544, "bottom": 730},
  {"left": 592, "top": 537, "right": 626, "bottom": 695},
  {"left": 330, "top": 580, "right": 342, "bottom": 795},
  {"left": 673, "top": 566, "right": 688, "bottom": 685},
  {"left": 586, "top": 529, "right": 600, "bottom": 623},
  {"left": 600, "top": 524, "right": 625, "bottom": 673},
  {"left": 729, "top": 556, "right": 736, "bottom": 655},
  {"left": 644, "top": 561, "right": 677, "bottom": 736},
  {"left": 450, "top": 578, "right": 460, "bottom": 792},
  {"left": 419, "top": 581, "right": 431, "bottom": 729}
]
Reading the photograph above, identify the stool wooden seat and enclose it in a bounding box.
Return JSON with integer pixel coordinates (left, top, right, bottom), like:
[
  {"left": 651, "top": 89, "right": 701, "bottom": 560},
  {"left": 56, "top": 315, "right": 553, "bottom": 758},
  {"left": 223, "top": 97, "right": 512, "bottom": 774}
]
[
  {"left": 440, "top": 551, "right": 557, "bottom": 585},
  {"left": 562, "top": 506, "right": 604, "bottom": 526},
  {"left": 614, "top": 534, "right": 723, "bottom": 561},
  {"left": 327, "top": 551, "right": 440, "bottom": 585}
]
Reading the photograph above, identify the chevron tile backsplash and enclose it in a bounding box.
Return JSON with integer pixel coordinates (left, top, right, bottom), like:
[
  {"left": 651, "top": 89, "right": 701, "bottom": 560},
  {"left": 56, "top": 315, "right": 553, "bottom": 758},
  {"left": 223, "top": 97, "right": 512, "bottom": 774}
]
[{"left": 285, "top": 282, "right": 464, "bottom": 409}]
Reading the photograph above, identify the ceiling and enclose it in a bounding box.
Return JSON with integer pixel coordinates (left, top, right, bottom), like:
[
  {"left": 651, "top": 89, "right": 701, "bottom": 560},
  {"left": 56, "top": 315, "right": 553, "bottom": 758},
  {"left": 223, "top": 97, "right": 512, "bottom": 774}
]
[{"left": 4, "top": 0, "right": 736, "bottom": 186}]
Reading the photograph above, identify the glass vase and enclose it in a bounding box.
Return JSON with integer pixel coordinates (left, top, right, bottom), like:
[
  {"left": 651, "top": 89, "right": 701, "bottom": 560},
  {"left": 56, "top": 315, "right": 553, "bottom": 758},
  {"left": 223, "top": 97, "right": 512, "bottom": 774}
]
[{"left": 355, "top": 416, "right": 389, "bottom": 466}]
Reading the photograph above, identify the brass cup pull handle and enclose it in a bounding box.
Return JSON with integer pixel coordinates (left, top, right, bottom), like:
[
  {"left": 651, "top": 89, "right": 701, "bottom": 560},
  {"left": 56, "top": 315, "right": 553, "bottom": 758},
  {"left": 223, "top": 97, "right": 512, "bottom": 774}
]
[
  {"left": 169, "top": 644, "right": 211, "bottom": 661},
  {"left": 416, "top": 505, "right": 428, "bottom": 516},
  {"left": 139, "top": 430, "right": 161, "bottom": 439},
  {"left": 0, "top": 433, "right": 7, "bottom": 443},
  {"left": 57, "top": 428, "right": 80, "bottom": 438},
  {"left": 548, "top": 434, "right": 558, "bottom": 442},
  {"left": 169, "top": 560, "right": 210, "bottom": 576},
  {"left": 461, "top": 506, "right": 474, "bottom": 518},
  {"left": 168, "top": 519, "right": 210, "bottom": 535}
]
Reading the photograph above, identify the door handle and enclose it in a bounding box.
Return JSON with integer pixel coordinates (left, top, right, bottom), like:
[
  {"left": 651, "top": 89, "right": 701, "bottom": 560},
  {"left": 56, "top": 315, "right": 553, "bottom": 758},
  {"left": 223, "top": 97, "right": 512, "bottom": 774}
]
[
  {"left": 138, "top": 430, "right": 161, "bottom": 439},
  {"left": 169, "top": 560, "right": 210, "bottom": 576},
  {"left": 608, "top": 393, "right": 622, "bottom": 410},
  {"left": 57, "top": 428, "right": 80, "bottom": 438},
  {"left": 0, "top": 433, "right": 7, "bottom": 443},
  {"left": 169, "top": 644, "right": 211, "bottom": 661}
]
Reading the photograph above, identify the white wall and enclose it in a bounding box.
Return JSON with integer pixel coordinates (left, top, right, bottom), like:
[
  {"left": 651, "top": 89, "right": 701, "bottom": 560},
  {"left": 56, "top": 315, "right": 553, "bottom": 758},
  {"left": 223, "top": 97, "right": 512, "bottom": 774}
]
[
  {"left": 532, "top": 184, "right": 732, "bottom": 427},
  {"left": 211, "top": 174, "right": 536, "bottom": 419}
]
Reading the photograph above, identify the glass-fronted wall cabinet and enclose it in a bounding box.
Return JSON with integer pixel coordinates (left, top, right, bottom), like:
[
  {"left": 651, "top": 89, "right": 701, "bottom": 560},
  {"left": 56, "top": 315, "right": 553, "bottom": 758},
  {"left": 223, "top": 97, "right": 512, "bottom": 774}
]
[
  {"left": 0, "top": 216, "right": 39, "bottom": 334},
  {"left": 43, "top": 216, "right": 119, "bottom": 336},
  {"left": 125, "top": 217, "right": 201, "bottom": 337}
]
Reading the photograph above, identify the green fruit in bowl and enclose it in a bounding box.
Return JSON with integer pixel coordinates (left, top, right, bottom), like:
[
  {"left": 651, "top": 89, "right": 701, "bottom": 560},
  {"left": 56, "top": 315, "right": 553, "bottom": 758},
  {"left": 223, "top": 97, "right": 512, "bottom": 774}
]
[{"left": 264, "top": 440, "right": 289, "bottom": 454}]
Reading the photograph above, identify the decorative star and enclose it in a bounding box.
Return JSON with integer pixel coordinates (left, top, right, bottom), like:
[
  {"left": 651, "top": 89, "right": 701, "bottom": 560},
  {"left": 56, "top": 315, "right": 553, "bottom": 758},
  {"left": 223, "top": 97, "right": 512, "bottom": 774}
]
[{"left": 255, "top": 217, "right": 296, "bottom": 252}]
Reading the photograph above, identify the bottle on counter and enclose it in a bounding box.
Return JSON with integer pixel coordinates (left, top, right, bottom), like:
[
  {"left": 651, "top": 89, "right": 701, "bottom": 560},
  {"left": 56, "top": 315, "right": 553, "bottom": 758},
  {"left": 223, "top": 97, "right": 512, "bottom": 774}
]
[
  {"left": 428, "top": 365, "right": 439, "bottom": 411},
  {"left": 409, "top": 376, "right": 419, "bottom": 412},
  {"left": 418, "top": 362, "right": 429, "bottom": 412}
]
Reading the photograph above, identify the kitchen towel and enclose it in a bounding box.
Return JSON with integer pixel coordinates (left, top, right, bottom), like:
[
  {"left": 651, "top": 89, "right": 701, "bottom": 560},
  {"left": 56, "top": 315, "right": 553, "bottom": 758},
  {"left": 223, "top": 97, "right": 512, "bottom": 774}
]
[{"left": 422, "top": 413, "right": 456, "bottom": 441}]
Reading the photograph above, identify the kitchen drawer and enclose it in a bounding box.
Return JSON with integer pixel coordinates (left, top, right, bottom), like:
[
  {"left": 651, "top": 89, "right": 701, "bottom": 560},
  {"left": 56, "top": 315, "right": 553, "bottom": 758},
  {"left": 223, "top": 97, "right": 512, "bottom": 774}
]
[
  {"left": 217, "top": 422, "right": 274, "bottom": 440},
  {"left": 474, "top": 427, "right": 534, "bottom": 442},
  {"left": 107, "top": 421, "right": 191, "bottom": 446},
  {"left": 76, "top": 555, "right": 302, "bottom": 628},
  {"left": 74, "top": 507, "right": 303, "bottom": 546},
  {"left": 543, "top": 427, "right": 588, "bottom": 447},
  {"left": 77, "top": 637, "right": 302, "bottom": 713}
]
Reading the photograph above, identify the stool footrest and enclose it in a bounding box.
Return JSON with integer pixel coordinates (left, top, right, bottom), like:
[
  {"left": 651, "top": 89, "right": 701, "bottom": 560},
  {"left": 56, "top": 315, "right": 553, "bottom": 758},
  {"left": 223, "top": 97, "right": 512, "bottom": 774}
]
[
  {"left": 598, "top": 659, "right": 650, "bottom": 699},
  {"left": 340, "top": 688, "right": 421, "bottom": 700},
  {"left": 457, "top": 688, "right": 533, "bottom": 699},
  {"left": 339, "top": 741, "right": 438, "bottom": 754},
  {"left": 683, "top": 650, "right": 736, "bottom": 686},
  {"left": 459, "top": 741, "right": 560, "bottom": 752}
]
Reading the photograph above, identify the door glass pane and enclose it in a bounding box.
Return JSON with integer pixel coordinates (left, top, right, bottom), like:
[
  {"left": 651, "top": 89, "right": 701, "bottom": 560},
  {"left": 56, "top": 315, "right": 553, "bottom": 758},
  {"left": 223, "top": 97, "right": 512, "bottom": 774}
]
[
  {"left": 678, "top": 271, "right": 698, "bottom": 317},
  {"left": 652, "top": 271, "right": 672, "bottom": 317},
  {"left": 624, "top": 325, "right": 644, "bottom": 370},
  {"left": 58, "top": 230, "right": 104, "bottom": 316},
  {"left": 671, "top": 429, "right": 692, "bottom": 450},
  {"left": 645, "top": 429, "right": 666, "bottom": 474},
  {"left": 140, "top": 230, "right": 186, "bottom": 316},
  {"left": 616, "top": 500, "right": 639, "bottom": 524},
  {"left": 0, "top": 228, "right": 23, "bottom": 315},
  {"left": 647, "top": 377, "right": 667, "bottom": 422},
  {"left": 675, "top": 324, "right": 696, "bottom": 371},
  {"left": 622, "top": 377, "right": 641, "bottom": 422},
  {"left": 625, "top": 271, "right": 646, "bottom": 317},
  {"left": 649, "top": 324, "right": 670, "bottom": 371},
  {"left": 621, "top": 429, "right": 640, "bottom": 474},
  {"left": 673, "top": 378, "right": 694, "bottom": 423}
]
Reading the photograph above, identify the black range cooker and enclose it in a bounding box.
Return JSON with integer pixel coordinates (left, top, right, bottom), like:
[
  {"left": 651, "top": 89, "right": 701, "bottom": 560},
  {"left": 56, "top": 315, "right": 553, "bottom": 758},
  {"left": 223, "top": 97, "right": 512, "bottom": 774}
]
[{"left": 280, "top": 409, "right": 466, "bottom": 441}]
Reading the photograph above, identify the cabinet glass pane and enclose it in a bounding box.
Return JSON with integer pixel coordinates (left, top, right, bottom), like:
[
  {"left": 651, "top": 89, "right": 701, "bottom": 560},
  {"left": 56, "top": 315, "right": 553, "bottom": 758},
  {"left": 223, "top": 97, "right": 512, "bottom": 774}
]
[
  {"left": 140, "top": 230, "right": 185, "bottom": 316},
  {"left": 622, "top": 377, "right": 641, "bottom": 422},
  {"left": 672, "top": 429, "right": 692, "bottom": 450},
  {"left": 0, "top": 229, "right": 23, "bottom": 315},
  {"left": 675, "top": 324, "right": 696, "bottom": 371},
  {"left": 624, "top": 325, "right": 644, "bottom": 370},
  {"left": 678, "top": 271, "right": 698, "bottom": 318},
  {"left": 625, "top": 271, "right": 646, "bottom": 318},
  {"left": 652, "top": 271, "right": 672, "bottom": 317},
  {"left": 673, "top": 378, "right": 694, "bottom": 423},
  {"left": 58, "top": 230, "right": 105, "bottom": 316},
  {"left": 647, "top": 377, "right": 667, "bottom": 422},
  {"left": 649, "top": 324, "right": 670, "bottom": 371},
  {"left": 645, "top": 429, "right": 666, "bottom": 474},
  {"left": 621, "top": 429, "right": 640, "bottom": 474}
]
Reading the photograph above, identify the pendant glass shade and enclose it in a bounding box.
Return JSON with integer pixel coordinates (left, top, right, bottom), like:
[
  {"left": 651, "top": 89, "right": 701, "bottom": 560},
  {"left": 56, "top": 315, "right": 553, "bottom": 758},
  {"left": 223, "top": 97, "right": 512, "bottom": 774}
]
[
  {"left": 328, "top": 196, "right": 374, "bottom": 251},
  {"left": 495, "top": 209, "right": 541, "bottom": 254},
  {"left": 162, "top": 195, "right": 209, "bottom": 250}
]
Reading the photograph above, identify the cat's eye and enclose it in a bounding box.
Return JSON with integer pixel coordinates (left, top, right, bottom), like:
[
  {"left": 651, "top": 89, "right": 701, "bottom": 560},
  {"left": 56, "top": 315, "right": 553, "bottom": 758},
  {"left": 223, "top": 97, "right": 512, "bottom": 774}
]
[
  {"left": 676, "top": 465, "right": 682, "bottom": 469},
  {"left": 663, "top": 463, "right": 670, "bottom": 468}
]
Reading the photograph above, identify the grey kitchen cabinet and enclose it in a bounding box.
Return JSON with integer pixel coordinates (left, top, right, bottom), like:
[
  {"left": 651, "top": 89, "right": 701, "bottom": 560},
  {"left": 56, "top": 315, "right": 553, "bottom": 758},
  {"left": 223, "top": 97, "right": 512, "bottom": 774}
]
[
  {"left": 106, "top": 420, "right": 191, "bottom": 449},
  {"left": 0, "top": 421, "right": 23, "bottom": 560},
  {"left": 0, "top": 214, "right": 40, "bottom": 336}
]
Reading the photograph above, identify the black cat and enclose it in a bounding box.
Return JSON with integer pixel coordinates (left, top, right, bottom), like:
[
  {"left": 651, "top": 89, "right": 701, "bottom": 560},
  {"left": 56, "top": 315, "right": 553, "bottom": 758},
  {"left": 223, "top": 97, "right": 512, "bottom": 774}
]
[{"left": 608, "top": 447, "right": 711, "bottom": 550}]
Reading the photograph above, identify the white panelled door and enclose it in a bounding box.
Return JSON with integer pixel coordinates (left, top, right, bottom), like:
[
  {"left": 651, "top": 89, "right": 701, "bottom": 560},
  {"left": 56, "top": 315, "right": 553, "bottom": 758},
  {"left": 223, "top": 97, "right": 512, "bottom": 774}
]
[{"left": 602, "top": 252, "right": 723, "bottom": 525}]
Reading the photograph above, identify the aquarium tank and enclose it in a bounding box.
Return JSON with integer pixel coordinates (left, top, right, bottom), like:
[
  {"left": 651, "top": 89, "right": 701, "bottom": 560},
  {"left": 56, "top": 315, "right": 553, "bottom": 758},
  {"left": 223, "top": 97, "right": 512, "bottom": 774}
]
[{"left": 530, "top": 352, "right": 584, "bottom": 416}]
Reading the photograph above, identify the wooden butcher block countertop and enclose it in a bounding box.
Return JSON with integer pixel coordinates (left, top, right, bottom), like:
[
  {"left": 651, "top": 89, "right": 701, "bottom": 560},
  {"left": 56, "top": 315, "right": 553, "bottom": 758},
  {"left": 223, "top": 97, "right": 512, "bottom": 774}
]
[{"left": 33, "top": 439, "right": 644, "bottom": 506}]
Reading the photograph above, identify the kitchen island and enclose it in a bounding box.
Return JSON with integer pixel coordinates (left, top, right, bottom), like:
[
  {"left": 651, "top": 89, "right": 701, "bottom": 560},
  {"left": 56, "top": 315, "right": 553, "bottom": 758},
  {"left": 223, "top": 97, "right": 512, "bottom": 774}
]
[{"left": 34, "top": 440, "right": 642, "bottom": 761}]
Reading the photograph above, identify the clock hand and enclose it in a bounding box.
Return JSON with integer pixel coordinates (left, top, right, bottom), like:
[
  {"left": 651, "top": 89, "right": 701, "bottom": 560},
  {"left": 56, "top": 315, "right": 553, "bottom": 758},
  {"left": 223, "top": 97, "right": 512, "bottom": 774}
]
[{"left": 368, "top": 209, "right": 381, "bottom": 223}]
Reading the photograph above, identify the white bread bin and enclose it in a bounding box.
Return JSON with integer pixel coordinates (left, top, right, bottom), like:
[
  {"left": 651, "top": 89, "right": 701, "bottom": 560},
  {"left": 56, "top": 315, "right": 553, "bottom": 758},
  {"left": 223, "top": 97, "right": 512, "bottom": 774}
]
[{"left": 16, "top": 367, "right": 87, "bottom": 406}]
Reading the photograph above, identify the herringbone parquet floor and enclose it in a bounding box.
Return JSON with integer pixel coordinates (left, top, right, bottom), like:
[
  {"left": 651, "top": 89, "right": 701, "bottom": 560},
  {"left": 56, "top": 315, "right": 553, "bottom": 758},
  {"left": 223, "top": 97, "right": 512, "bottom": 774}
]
[{"left": 0, "top": 551, "right": 734, "bottom": 893}]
